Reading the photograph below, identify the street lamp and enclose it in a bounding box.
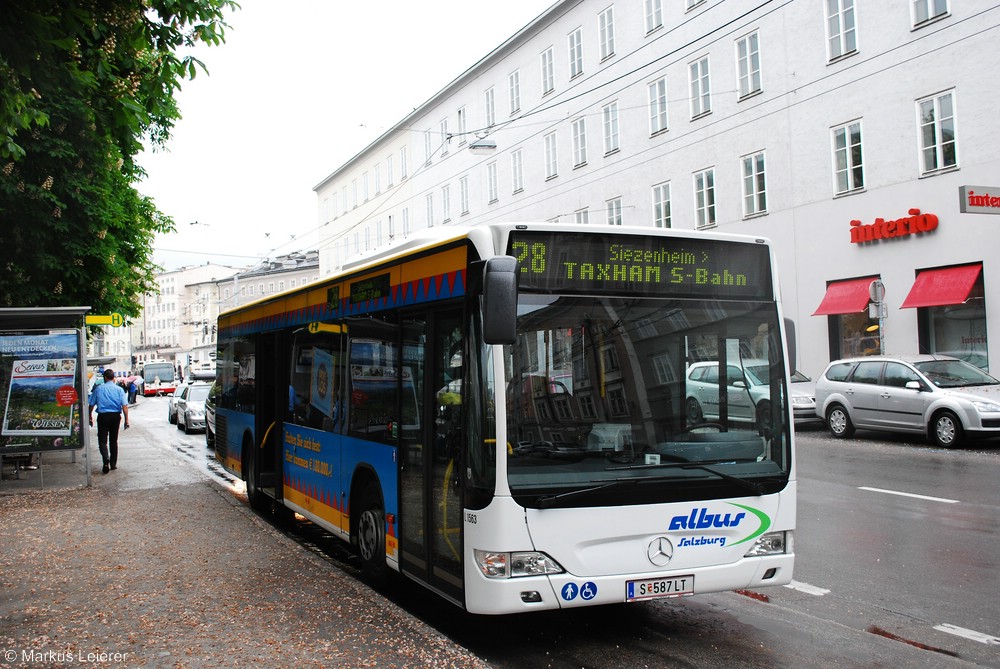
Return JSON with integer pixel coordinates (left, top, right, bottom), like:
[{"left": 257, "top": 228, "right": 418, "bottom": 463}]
[{"left": 468, "top": 137, "right": 497, "bottom": 155}]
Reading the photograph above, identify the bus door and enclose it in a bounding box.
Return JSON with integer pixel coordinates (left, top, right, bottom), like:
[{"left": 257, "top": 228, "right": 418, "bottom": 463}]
[
  {"left": 253, "top": 332, "right": 283, "bottom": 500},
  {"left": 398, "top": 307, "right": 465, "bottom": 603}
]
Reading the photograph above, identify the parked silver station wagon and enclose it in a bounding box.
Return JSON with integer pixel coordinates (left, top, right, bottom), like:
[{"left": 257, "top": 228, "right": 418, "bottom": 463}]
[{"left": 815, "top": 354, "right": 1000, "bottom": 448}]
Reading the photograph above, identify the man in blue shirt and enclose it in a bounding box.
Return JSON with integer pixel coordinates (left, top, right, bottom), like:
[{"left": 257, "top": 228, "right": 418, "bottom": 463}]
[{"left": 88, "top": 369, "right": 130, "bottom": 474}]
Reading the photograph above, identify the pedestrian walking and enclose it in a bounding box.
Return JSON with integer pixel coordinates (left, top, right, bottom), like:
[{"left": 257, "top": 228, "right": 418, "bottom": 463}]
[
  {"left": 128, "top": 378, "right": 138, "bottom": 404},
  {"left": 88, "top": 368, "right": 130, "bottom": 474}
]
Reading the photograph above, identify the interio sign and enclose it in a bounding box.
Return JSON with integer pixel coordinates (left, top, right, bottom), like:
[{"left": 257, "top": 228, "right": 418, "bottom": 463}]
[
  {"left": 959, "top": 185, "right": 1000, "bottom": 214},
  {"left": 849, "top": 208, "right": 938, "bottom": 244}
]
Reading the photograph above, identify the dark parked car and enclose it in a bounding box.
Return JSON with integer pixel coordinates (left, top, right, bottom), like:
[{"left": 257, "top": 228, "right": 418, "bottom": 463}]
[
  {"left": 205, "top": 381, "right": 220, "bottom": 448},
  {"left": 815, "top": 354, "right": 1000, "bottom": 448}
]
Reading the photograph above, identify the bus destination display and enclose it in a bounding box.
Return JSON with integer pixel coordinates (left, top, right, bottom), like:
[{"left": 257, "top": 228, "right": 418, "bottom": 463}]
[{"left": 508, "top": 231, "right": 773, "bottom": 300}]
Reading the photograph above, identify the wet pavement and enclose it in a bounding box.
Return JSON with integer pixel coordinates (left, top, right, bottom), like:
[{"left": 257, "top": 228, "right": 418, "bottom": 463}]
[{"left": 0, "top": 400, "right": 488, "bottom": 668}]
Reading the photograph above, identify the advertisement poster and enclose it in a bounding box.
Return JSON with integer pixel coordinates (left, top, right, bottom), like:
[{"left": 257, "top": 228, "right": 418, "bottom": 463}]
[{"left": 0, "top": 331, "right": 83, "bottom": 454}]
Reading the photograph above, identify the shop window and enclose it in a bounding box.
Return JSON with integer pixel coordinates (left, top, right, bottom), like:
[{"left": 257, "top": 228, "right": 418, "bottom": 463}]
[
  {"left": 833, "top": 311, "right": 881, "bottom": 359},
  {"left": 922, "top": 276, "right": 987, "bottom": 370}
]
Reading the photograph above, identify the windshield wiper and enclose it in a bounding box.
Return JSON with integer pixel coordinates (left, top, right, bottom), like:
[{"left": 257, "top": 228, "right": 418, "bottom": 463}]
[
  {"left": 607, "top": 460, "right": 766, "bottom": 496},
  {"left": 535, "top": 479, "right": 638, "bottom": 508}
]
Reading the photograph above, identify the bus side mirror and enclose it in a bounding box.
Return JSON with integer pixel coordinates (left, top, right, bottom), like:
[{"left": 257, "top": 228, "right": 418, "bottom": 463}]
[
  {"left": 784, "top": 318, "right": 797, "bottom": 376},
  {"left": 483, "top": 255, "right": 518, "bottom": 345}
]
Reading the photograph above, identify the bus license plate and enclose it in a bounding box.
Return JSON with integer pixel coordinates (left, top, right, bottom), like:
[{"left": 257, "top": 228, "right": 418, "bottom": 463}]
[{"left": 626, "top": 575, "right": 694, "bottom": 601}]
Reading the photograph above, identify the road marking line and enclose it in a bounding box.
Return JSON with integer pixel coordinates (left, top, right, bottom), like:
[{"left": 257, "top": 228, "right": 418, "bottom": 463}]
[
  {"left": 783, "top": 580, "right": 830, "bottom": 596},
  {"left": 934, "top": 624, "right": 1000, "bottom": 645},
  {"left": 858, "top": 486, "right": 959, "bottom": 504}
]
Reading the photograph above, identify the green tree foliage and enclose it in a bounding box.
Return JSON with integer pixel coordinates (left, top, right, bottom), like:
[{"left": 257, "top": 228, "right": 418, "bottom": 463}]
[{"left": 0, "top": 0, "right": 238, "bottom": 317}]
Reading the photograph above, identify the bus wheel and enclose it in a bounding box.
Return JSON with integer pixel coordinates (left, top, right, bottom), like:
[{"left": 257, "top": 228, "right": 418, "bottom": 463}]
[
  {"left": 930, "top": 410, "right": 963, "bottom": 449},
  {"left": 243, "top": 436, "right": 269, "bottom": 513},
  {"left": 356, "top": 483, "right": 389, "bottom": 584}
]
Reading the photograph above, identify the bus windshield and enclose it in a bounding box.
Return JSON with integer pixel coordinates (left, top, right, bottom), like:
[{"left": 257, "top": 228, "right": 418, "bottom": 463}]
[{"left": 504, "top": 294, "right": 791, "bottom": 507}]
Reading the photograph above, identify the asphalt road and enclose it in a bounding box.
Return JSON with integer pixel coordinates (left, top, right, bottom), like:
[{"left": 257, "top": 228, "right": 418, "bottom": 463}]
[{"left": 141, "top": 398, "right": 1000, "bottom": 668}]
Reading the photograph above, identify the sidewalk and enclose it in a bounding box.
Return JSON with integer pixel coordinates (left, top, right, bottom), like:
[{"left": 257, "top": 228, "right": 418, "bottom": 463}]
[{"left": 0, "top": 410, "right": 489, "bottom": 668}]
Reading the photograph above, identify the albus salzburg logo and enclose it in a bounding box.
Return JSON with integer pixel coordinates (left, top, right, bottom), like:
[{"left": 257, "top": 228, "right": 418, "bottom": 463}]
[{"left": 668, "top": 503, "right": 771, "bottom": 548}]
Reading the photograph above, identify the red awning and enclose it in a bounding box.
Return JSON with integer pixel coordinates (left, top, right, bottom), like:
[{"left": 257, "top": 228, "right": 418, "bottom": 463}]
[
  {"left": 900, "top": 264, "right": 982, "bottom": 309},
  {"left": 812, "top": 277, "right": 877, "bottom": 316}
]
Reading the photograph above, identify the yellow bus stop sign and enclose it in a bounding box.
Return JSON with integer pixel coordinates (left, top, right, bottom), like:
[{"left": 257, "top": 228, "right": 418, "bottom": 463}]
[
  {"left": 86, "top": 313, "right": 124, "bottom": 327},
  {"left": 308, "top": 321, "right": 343, "bottom": 334}
]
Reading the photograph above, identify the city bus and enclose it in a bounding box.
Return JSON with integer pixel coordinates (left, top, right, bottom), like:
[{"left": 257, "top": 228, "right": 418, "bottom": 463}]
[
  {"left": 212, "top": 223, "right": 795, "bottom": 614},
  {"left": 140, "top": 360, "right": 176, "bottom": 397}
]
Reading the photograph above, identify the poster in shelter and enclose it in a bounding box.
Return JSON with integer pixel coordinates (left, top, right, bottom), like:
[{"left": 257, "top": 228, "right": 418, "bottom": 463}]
[{"left": 0, "top": 331, "right": 83, "bottom": 453}]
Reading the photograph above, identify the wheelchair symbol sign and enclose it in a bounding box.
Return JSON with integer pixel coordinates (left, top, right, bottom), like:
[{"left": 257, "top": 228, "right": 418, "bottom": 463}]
[{"left": 561, "top": 581, "right": 598, "bottom": 602}]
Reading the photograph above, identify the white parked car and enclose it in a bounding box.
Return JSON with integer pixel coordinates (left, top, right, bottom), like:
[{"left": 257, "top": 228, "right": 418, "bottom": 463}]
[
  {"left": 175, "top": 382, "right": 212, "bottom": 434},
  {"left": 789, "top": 371, "right": 821, "bottom": 426},
  {"left": 167, "top": 382, "right": 191, "bottom": 424},
  {"left": 685, "top": 360, "right": 773, "bottom": 429},
  {"left": 815, "top": 354, "right": 1000, "bottom": 448}
]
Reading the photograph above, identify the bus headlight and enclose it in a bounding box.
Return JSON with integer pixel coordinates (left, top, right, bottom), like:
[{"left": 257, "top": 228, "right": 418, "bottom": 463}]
[
  {"left": 474, "top": 549, "right": 565, "bottom": 578},
  {"left": 743, "top": 530, "right": 791, "bottom": 557}
]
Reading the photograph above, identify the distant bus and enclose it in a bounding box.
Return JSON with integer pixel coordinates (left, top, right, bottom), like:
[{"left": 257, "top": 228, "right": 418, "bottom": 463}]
[
  {"left": 141, "top": 361, "right": 176, "bottom": 397},
  {"left": 213, "top": 223, "right": 796, "bottom": 614}
]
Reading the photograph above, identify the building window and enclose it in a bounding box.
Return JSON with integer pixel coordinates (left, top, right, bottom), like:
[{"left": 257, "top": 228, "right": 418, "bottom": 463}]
[
  {"left": 460, "top": 175, "right": 470, "bottom": 214},
  {"left": 424, "top": 131, "right": 433, "bottom": 166},
  {"left": 400, "top": 146, "right": 408, "bottom": 179},
  {"left": 606, "top": 197, "right": 622, "bottom": 225},
  {"left": 575, "top": 208, "right": 590, "bottom": 225},
  {"left": 917, "top": 91, "right": 957, "bottom": 174},
  {"left": 736, "top": 31, "right": 762, "bottom": 99},
  {"left": 742, "top": 151, "right": 767, "bottom": 216},
  {"left": 457, "top": 106, "right": 467, "bottom": 145},
  {"left": 487, "top": 161, "right": 498, "bottom": 203},
  {"left": 402, "top": 207, "right": 410, "bottom": 236},
  {"left": 362, "top": 171, "right": 369, "bottom": 201},
  {"left": 826, "top": 0, "right": 857, "bottom": 61},
  {"left": 569, "top": 27, "right": 583, "bottom": 78},
  {"left": 602, "top": 101, "right": 620, "bottom": 154},
  {"left": 599, "top": 6, "right": 615, "bottom": 60},
  {"left": 541, "top": 47, "right": 555, "bottom": 95},
  {"left": 913, "top": 0, "right": 948, "bottom": 26},
  {"left": 386, "top": 155, "right": 394, "bottom": 187},
  {"left": 544, "top": 132, "right": 558, "bottom": 179},
  {"left": 694, "top": 168, "right": 716, "bottom": 228},
  {"left": 374, "top": 163, "right": 381, "bottom": 194},
  {"left": 652, "top": 181, "right": 671, "bottom": 228},
  {"left": 648, "top": 78, "right": 668, "bottom": 135},
  {"left": 652, "top": 354, "right": 675, "bottom": 384},
  {"left": 645, "top": 0, "right": 663, "bottom": 33},
  {"left": 351, "top": 179, "right": 358, "bottom": 208},
  {"left": 511, "top": 149, "right": 524, "bottom": 193},
  {"left": 484, "top": 86, "right": 496, "bottom": 127},
  {"left": 689, "top": 56, "right": 711, "bottom": 118},
  {"left": 442, "top": 185, "right": 451, "bottom": 223},
  {"left": 508, "top": 70, "right": 520, "bottom": 115},
  {"left": 832, "top": 120, "right": 864, "bottom": 193},
  {"left": 425, "top": 193, "right": 434, "bottom": 227},
  {"left": 572, "top": 117, "right": 587, "bottom": 167},
  {"left": 440, "top": 119, "right": 449, "bottom": 156},
  {"left": 387, "top": 215, "right": 394, "bottom": 240}
]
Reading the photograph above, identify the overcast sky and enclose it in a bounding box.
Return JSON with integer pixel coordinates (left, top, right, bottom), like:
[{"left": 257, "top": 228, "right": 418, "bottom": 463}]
[{"left": 139, "top": 0, "right": 553, "bottom": 272}]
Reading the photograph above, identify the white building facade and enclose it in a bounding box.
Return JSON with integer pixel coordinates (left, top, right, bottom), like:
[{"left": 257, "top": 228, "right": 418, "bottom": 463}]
[
  {"left": 132, "top": 263, "right": 234, "bottom": 373},
  {"left": 314, "top": 0, "right": 999, "bottom": 378}
]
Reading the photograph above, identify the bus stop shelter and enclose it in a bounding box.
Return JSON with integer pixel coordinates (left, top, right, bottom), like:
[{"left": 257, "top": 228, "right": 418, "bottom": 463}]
[{"left": 0, "top": 307, "right": 93, "bottom": 490}]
